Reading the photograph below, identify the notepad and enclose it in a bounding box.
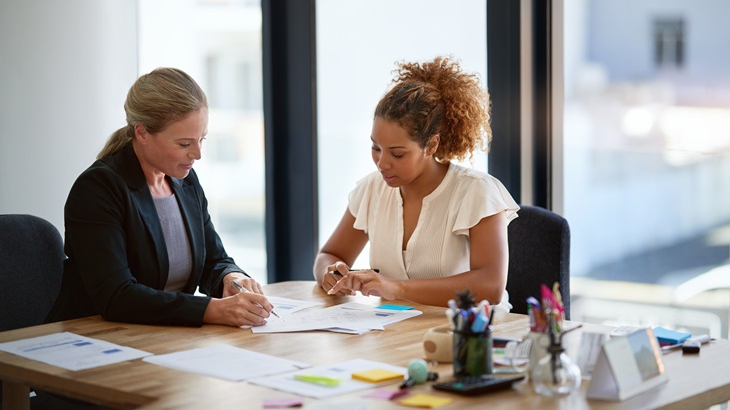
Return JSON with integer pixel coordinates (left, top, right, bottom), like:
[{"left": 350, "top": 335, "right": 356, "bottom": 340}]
[
  {"left": 653, "top": 327, "right": 691, "bottom": 345},
  {"left": 399, "top": 394, "right": 453, "bottom": 408},
  {"left": 351, "top": 368, "right": 404, "bottom": 383}
]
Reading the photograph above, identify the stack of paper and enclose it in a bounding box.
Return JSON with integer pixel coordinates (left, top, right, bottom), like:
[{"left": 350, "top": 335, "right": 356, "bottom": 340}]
[
  {"left": 142, "top": 344, "right": 310, "bottom": 381},
  {"left": 251, "top": 302, "right": 422, "bottom": 334}
]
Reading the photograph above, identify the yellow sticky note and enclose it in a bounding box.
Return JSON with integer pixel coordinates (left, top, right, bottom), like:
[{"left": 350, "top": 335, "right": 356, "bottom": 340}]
[
  {"left": 399, "top": 394, "right": 453, "bottom": 408},
  {"left": 351, "top": 368, "right": 404, "bottom": 383}
]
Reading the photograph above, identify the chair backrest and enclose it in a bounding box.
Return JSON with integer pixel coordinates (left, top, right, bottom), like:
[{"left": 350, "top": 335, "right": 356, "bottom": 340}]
[
  {"left": 506, "top": 205, "right": 571, "bottom": 319},
  {"left": 0, "top": 214, "right": 65, "bottom": 331}
]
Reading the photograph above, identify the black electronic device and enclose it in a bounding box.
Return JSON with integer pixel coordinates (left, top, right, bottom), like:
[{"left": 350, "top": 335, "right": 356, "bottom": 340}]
[{"left": 432, "top": 375, "right": 525, "bottom": 396}]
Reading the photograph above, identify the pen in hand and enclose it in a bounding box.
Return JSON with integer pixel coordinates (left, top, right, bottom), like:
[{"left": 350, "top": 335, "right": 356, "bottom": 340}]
[
  {"left": 327, "top": 268, "right": 380, "bottom": 295},
  {"left": 231, "top": 281, "right": 282, "bottom": 320},
  {"left": 329, "top": 268, "right": 380, "bottom": 276}
]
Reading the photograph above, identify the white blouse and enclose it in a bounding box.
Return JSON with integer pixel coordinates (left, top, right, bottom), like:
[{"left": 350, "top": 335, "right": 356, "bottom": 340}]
[{"left": 348, "top": 162, "right": 519, "bottom": 309}]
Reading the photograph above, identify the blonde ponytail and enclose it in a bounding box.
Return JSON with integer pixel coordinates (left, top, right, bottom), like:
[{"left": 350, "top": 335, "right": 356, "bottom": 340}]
[
  {"left": 97, "top": 126, "right": 134, "bottom": 160},
  {"left": 97, "top": 67, "right": 208, "bottom": 159}
]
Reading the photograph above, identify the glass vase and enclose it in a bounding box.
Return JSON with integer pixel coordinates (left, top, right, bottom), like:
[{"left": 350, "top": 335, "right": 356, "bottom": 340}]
[{"left": 531, "top": 343, "right": 581, "bottom": 397}]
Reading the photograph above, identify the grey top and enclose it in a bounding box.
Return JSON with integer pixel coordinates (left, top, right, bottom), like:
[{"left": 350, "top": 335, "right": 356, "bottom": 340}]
[{"left": 153, "top": 194, "right": 193, "bottom": 292}]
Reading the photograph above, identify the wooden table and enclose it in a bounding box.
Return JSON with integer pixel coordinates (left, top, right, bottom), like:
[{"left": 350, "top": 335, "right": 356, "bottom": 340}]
[{"left": 1, "top": 281, "right": 729, "bottom": 410}]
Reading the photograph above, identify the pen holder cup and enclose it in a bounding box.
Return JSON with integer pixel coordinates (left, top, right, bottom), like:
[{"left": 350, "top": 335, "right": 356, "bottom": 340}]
[{"left": 453, "top": 327, "right": 493, "bottom": 378}]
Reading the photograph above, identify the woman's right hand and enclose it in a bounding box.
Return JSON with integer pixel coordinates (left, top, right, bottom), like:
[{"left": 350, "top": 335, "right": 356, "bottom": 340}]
[
  {"left": 203, "top": 291, "right": 274, "bottom": 327},
  {"left": 322, "top": 261, "right": 355, "bottom": 296}
]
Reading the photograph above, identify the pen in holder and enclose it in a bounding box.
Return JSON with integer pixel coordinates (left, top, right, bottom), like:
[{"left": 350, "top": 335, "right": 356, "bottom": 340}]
[
  {"left": 453, "top": 326, "right": 493, "bottom": 378},
  {"left": 450, "top": 290, "right": 494, "bottom": 378}
]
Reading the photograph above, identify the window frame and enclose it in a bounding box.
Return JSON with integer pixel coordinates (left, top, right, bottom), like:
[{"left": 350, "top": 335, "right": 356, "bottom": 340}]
[{"left": 261, "top": 0, "right": 562, "bottom": 281}]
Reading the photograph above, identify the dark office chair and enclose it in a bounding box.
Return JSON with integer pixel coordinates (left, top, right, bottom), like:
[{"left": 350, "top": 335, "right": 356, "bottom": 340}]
[
  {"left": 0, "top": 214, "right": 65, "bottom": 332},
  {"left": 0, "top": 214, "right": 65, "bottom": 409},
  {"left": 0, "top": 215, "right": 125, "bottom": 410},
  {"left": 506, "top": 205, "right": 571, "bottom": 319}
]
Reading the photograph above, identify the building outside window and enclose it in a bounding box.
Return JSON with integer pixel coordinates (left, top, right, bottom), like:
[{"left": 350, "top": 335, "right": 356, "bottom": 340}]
[
  {"left": 654, "top": 17, "right": 684, "bottom": 69},
  {"left": 564, "top": 0, "right": 730, "bottom": 338}
]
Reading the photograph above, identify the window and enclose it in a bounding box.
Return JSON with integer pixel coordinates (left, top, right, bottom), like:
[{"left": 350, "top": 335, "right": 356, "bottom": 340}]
[
  {"left": 138, "top": 0, "right": 267, "bottom": 284},
  {"left": 563, "top": 1, "right": 730, "bottom": 338},
  {"left": 654, "top": 17, "right": 684, "bottom": 69},
  {"left": 316, "top": 0, "right": 488, "bottom": 267}
]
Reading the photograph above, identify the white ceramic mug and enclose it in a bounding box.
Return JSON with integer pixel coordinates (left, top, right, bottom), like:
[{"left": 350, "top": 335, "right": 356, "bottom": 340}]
[{"left": 422, "top": 326, "right": 453, "bottom": 363}]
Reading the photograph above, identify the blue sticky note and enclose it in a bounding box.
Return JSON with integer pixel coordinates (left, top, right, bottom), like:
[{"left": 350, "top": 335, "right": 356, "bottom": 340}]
[
  {"left": 652, "top": 327, "right": 691, "bottom": 345},
  {"left": 377, "top": 304, "right": 414, "bottom": 311}
]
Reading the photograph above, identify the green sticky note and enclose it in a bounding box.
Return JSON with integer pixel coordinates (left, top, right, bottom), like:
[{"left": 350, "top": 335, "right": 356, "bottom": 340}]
[{"left": 293, "top": 374, "right": 342, "bottom": 387}]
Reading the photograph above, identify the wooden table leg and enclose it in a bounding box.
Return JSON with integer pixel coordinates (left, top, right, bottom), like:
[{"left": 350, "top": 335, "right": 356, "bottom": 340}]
[{"left": 3, "top": 380, "right": 30, "bottom": 410}]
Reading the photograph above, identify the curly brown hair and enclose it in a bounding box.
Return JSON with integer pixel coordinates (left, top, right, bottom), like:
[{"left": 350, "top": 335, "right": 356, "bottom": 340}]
[{"left": 373, "top": 56, "right": 491, "bottom": 162}]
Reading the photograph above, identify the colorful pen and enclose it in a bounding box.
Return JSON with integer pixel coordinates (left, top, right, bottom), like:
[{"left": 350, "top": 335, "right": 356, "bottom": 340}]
[{"left": 470, "top": 308, "right": 489, "bottom": 333}]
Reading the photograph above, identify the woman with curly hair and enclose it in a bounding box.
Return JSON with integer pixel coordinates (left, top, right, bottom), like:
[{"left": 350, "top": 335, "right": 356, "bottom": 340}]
[{"left": 314, "top": 56, "right": 519, "bottom": 309}]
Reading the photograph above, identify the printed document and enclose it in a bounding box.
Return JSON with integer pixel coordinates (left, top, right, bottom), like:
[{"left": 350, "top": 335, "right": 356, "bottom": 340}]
[
  {"left": 143, "top": 344, "right": 310, "bottom": 381},
  {"left": 266, "top": 296, "right": 323, "bottom": 316},
  {"left": 251, "top": 302, "right": 421, "bottom": 334},
  {"left": 0, "top": 332, "right": 151, "bottom": 371}
]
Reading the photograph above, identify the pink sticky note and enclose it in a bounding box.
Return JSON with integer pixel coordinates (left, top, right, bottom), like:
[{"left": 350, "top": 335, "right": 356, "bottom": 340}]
[
  {"left": 263, "top": 397, "right": 304, "bottom": 408},
  {"left": 364, "top": 388, "right": 410, "bottom": 400}
]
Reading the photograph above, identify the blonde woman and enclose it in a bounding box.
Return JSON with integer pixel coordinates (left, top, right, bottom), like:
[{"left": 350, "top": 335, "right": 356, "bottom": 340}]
[{"left": 47, "top": 68, "right": 274, "bottom": 328}]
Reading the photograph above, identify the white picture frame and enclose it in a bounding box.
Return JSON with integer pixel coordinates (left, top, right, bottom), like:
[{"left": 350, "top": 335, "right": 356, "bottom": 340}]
[{"left": 587, "top": 328, "right": 669, "bottom": 401}]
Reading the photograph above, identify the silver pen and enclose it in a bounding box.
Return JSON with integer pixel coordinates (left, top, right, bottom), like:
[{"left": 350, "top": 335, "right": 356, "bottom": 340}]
[{"left": 231, "top": 281, "right": 282, "bottom": 320}]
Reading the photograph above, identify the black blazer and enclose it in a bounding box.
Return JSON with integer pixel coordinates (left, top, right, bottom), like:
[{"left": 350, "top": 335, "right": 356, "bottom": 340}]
[{"left": 47, "top": 144, "right": 245, "bottom": 326}]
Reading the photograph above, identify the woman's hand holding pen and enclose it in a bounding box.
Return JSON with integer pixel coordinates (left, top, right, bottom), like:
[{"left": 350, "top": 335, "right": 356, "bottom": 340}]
[
  {"left": 327, "top": 268, "right": 402, "bottom": 300},
  {"left": 222, "top": 272, "right": 262, "bottom": 297},
  {"left": 323, "top": 261, "right": 356, "bottom": 296},
  {"left": 203, "top": 272, "right": 274, "bottom": 327}
]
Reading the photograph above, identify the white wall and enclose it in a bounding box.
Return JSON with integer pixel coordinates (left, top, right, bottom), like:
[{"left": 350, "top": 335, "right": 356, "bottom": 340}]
[{"left": 0, "top": 0, "right": 138, "bottom": 234}]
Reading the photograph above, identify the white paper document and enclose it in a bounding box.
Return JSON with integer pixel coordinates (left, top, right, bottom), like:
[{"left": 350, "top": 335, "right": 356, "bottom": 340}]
[
  {"left": 324, "top": 302, "right": 423, "bottom": 334},
  {"left": 0, "top": 332, "right": 152, "bottom": 371},
  {"left": 142, "top": 344, "right": 310, "bottom": 381},
  {"left": 251, "top": 302, "right": 422, "bottom": 334},
  {"left": 239, "top": 296, "right": 324, "bottom": 329},
  {"left": 266, "top": 296, "right": 324, "bottom": 316},
  {"left": 249, "top": 358, "right": 407, "bottom": 399}
]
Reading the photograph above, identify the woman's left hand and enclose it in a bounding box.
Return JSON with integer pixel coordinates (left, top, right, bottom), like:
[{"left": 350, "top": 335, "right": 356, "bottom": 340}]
[
  {"left": 222, "top": 272, "right": 263, "bottom": 297},
  {"left": 327, "top": 269, "right": 402, "bottom": 300}
]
